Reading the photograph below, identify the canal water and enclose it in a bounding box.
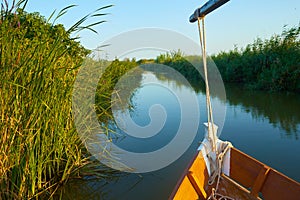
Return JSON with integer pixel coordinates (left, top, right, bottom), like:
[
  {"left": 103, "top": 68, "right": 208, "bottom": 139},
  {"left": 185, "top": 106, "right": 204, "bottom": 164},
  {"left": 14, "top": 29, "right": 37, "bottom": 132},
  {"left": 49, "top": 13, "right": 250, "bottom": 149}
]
[{"left": 62, "top": 67, "right": 300, "bottom": 199}]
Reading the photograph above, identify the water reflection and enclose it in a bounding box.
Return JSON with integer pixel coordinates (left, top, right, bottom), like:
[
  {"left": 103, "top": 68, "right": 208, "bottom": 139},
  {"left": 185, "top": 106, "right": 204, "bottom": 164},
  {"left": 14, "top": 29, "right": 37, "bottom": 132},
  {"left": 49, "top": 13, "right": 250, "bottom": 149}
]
[
  {"left": 150, "top": 66, "right": 300, "bottom": 139},
  {"left": 65, "top": 67, "right": 300, "bottom": 199},
  {"left": 146, "top": 63, "right": 300, "bottom": 139},
  {"left": 225, "top": 85, "right": 300, "bottom": 139}
]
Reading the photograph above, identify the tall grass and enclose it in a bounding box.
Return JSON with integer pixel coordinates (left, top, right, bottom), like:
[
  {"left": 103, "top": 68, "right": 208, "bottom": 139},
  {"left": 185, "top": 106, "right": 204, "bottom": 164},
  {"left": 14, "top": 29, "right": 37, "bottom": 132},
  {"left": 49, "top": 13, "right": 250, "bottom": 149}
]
[
  {"left": 94, "top": 58, "right": 141, "bottom": 123},
  {"left": 155, "top": 25, "right": 300, "bottom": 93},
  {"left": 212, "top": 24, "right": 300, "bottom": 92},
  {"left": 0, "top": 0, "right": 113, "bottom": 198}
]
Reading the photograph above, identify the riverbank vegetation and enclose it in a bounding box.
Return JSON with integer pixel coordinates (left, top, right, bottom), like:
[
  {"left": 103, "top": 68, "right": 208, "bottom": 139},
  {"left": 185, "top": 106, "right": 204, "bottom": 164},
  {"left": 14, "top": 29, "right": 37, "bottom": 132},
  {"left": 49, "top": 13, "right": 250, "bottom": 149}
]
[
  {"left": 154, "top": 24, "right": 300, "bottom": 93},
  {"left": 95, "top": 58, "right": 141, "bottom": 123},
  {"left": 0, "top": 1, "right": 114, "bottom": 199},
  {"left": 155, "top": 51, "right": 204, "bottom": 92},
  {"left": 212, "top": 24, "right": 300, "bottom": 92}
]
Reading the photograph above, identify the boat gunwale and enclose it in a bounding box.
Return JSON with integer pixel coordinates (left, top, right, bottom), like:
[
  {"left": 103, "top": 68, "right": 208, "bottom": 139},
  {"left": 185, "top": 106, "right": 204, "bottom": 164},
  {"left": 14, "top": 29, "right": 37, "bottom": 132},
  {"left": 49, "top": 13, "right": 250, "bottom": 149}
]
[{"left": 170, "top": 146, "right": 300, "bottom": 200}]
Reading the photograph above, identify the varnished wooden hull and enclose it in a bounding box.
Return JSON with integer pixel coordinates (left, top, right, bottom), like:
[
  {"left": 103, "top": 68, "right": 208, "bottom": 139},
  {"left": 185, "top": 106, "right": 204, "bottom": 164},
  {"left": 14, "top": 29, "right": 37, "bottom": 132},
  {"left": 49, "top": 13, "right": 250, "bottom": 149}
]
[{"left": 170, "top": 147, "right": 300, "bottom": 200}]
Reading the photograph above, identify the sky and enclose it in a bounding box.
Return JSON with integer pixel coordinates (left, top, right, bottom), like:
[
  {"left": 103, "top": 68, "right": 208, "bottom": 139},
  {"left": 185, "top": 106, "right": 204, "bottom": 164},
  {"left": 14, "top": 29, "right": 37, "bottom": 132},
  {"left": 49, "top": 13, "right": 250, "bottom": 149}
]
[{"left": 19, "top": 0, "right": 300, "bottom": 58}]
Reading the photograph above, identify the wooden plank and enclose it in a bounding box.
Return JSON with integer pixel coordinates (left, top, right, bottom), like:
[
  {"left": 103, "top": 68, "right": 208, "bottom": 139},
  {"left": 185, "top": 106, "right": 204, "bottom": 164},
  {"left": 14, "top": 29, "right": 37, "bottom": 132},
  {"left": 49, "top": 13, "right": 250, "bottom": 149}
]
[
  {"left": 261, "top": 169, "right": 300, "bottom": 200},
  {"left": 230, "top": 148, "right": 264, "bottom": 188},
  {"left": 219, "top": 174, "right": 260, "bottom": 200},
  {"left": 170, "top": 151, "right": 209, "bottom": 199},
  {"left": 173, "top": 176, "right": 198, "bottom": 200},
  {"left": 250, "top": 166, "right": 270, "bottom": 197},
  {"left": 230, "top": 147, "right": 300, "bottom": 199},
  {"left": 188, "top": 152, "right": 209, "bottom": 198},
  {"left": 187, "top": 171, "right": 207, "bottom": 199},
  {"left": 169, "top": 152, "right": 200, "bottom": 199}
]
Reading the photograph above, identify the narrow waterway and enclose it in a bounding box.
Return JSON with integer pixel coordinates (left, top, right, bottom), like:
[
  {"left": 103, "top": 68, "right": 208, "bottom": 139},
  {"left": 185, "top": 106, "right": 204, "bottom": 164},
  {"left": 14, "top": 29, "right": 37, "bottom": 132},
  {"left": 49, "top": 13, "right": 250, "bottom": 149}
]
[{"left": 62, "top": 67, "right": 300, "bottom": 200}]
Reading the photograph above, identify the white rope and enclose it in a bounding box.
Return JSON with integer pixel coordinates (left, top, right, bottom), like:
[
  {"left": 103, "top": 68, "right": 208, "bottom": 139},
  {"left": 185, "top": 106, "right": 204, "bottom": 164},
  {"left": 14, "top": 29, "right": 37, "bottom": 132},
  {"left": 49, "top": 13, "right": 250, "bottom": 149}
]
[
  {"left": 197, "top": 17, "right": 217, "bottom": 154},
  {"left": 207, "top": 142, "right": 234, "bottom": 200},
  {"left": 197, "top": 17, "right": 234, "bottom": 200}
]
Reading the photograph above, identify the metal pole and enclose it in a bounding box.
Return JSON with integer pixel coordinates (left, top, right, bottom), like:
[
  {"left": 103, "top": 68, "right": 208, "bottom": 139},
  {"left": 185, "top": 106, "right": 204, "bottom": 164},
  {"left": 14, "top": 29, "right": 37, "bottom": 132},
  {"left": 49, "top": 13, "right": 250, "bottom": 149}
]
[{"left": 189, "top": 0, "right": 230, "bottom": 23}]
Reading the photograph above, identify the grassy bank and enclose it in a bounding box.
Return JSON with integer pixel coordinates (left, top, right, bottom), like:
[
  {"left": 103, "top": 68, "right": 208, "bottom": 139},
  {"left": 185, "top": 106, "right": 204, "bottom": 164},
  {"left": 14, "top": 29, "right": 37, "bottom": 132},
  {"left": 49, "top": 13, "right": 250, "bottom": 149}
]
[{"left": 0, "top": 1, "right": 113, "bottom": 199}]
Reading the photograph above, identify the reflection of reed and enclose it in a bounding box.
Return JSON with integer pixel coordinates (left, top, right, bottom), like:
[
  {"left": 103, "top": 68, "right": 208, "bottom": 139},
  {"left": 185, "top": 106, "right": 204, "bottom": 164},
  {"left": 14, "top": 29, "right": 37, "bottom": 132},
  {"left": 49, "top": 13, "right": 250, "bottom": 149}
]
[
  {"left": 59, "top": 169, "right": 126, "bottom": 200},
  {"left": 140, "top": 63, "right": 203, "bottom": 92},
  {"left": 225, "top": 85, "right": 300, "bottom": 139},
  {"left": 95, "top": 56, "right": 299, "bottom": 140},
  {"left": 154, "top": 54, "right": 205, "bottom": 93},
  {"left": 155, "top": 52, "right": 300, "bottom": 138},
  {"left": 145, "top": 56, "right": 300, "bottom": 138}
]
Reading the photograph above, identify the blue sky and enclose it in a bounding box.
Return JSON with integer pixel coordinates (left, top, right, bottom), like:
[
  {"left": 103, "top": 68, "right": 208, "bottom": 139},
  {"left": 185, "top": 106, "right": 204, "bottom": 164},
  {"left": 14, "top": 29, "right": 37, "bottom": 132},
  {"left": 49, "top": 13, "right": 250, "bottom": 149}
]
[{"left": 22, "top": 0, "right": 300, "bottom": 56}]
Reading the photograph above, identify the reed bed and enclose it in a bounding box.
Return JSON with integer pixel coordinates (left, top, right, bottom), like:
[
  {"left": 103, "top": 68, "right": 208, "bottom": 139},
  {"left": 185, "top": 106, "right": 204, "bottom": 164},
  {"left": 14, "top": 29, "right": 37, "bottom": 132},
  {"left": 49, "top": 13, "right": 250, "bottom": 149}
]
[
  {"left": 212, "top": 24, "right": 300, "bottom": 92},
  {"left": 0, "top": 0, "right": 113, "bottom": 198}
]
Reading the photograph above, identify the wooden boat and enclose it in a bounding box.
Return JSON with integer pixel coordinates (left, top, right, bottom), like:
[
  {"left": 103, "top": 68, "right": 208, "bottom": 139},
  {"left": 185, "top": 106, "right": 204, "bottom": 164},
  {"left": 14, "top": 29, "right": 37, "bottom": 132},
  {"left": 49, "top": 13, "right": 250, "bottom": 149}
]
[
  {"left": 170, "top": 0, "right": 300, "bottom": 199},
  {"left": 170, "top": 137, "right": 300, "bottom": 199}
]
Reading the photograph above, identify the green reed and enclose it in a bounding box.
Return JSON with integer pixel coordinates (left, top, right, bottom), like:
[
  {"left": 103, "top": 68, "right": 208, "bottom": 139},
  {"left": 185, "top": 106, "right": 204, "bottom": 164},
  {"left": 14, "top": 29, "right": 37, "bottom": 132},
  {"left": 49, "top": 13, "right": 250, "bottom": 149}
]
[
  {"left": 0, "top": 0, "right": 113, "bottom": 198},
  {"left": 95, "top": 59, "right": 140, "bottom": 122},
  {"left": 212, "top": 24, "right": 300, "bottom": 92}
]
